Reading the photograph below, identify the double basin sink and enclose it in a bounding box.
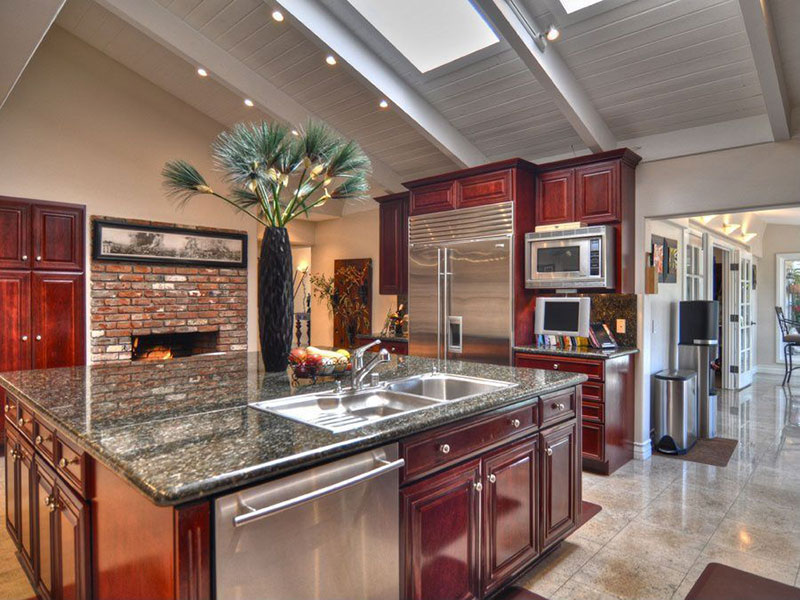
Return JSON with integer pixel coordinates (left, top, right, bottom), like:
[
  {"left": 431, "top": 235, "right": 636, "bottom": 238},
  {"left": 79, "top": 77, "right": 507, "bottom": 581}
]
[{"left": 250, "top": 373, "right": 516, "bottom": 433}]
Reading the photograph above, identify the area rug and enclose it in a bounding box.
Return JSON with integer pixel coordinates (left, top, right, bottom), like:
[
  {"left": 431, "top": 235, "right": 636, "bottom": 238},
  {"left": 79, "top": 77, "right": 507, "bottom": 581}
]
[
  {"left": 577, "top": 500, "right": 602, "bottom": 530},
  {"left": 659, "top": 437, "right": 738, "bottom": 468},
  {"left": 684, "top": 562, "right": 800, "bottom": 599}
]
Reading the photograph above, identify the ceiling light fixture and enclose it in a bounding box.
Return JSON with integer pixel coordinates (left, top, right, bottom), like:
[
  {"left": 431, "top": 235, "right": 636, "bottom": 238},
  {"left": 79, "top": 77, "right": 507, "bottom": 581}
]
[
  {"left": 272, "top": 9, "right": 284, "bottom": 22},
  {"left": 741, "top": 232, "right": 757, "bottom": 243},
  {"left": 379, "top": 99, "right": 389, "bottom": 109},
  {"left": 196, "top": 67, "right": 208, "bottom": 77},
  {"left": 243, "top": 98, "right": 254, "bottom": 107},
  {"left": 544, "top": 25, "right": 560, "bottom": 41},
  {"left": 722, "top": 223, "right": 741, "bottom": 235},
  {"left": 696, "top": 215, "right": 716, "bottom": 225},
  {"left": 325, "top": 55, "right": 337, "bottom": 66}
]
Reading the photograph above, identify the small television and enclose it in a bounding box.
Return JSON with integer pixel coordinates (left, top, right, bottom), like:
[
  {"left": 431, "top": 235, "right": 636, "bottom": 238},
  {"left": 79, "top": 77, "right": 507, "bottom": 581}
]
[{"left": 534, "top": 297, "right": 591, "bottom": 337}]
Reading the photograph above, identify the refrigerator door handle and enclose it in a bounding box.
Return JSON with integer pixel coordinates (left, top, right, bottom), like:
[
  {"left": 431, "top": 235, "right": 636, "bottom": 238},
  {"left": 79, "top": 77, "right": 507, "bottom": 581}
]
[
  {"left": 443, "top": 247, "right": 451, "bottom": 359},
  {"left": 437, "top": 247, "right": 442, "bottom": 361}
]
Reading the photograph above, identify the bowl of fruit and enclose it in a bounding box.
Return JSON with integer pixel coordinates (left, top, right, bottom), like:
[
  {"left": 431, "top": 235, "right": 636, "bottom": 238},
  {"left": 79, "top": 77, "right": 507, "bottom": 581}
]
[{"left": 288, "top": 346, "right": 351, "bottom": 383}]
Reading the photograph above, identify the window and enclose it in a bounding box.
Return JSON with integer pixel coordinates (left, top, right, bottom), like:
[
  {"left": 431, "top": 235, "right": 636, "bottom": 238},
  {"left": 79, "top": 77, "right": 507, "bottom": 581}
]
[
  {"left": 684, "top": 232, "right": 704, "bottom": 300},
  {"left": 776, "top": 253, "right": 800, "bottom": 362},
  {"left": 345, "top": 0, "right": 498, "bottom": 73}
]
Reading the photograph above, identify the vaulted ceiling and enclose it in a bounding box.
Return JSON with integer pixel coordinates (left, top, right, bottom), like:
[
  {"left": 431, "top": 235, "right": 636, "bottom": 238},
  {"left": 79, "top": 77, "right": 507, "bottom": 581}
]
[{"left": 5, "top": 0, "right": 800, "bottom": 212}]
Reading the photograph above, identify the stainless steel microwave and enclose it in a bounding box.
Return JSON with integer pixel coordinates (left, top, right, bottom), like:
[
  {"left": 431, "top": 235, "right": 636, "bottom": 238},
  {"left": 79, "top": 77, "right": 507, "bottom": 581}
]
[{"left": 524, "top": 225, "right": 615, "bottom": 289}]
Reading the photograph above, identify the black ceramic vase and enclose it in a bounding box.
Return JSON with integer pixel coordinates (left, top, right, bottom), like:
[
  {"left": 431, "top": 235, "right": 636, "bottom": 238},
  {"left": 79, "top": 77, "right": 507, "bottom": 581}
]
[{"left": 258, "top": 227, "right": 293, "bottom": 372}]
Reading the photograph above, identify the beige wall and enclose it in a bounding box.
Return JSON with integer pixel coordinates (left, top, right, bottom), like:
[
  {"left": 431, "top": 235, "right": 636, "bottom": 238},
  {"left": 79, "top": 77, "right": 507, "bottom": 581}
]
[
  {"left": 756, "top": 224, "right": 800, "bottom": 367},
  {"left": 308, "top": 209, "right": 396, "bottom": 348},
  {"left": 0, "top": 28, "right": 261, "bottom": 361}
]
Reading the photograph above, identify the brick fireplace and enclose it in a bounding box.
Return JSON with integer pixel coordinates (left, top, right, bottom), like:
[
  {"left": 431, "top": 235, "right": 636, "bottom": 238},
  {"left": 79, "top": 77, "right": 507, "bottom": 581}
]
[{"left": 90, "top": 217, "right": 248, "bottom": 362}]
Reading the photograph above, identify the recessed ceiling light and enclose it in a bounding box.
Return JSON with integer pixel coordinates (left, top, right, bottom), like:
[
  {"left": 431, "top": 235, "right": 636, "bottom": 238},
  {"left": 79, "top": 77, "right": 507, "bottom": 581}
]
[
  {"left": 196, "top": 67, "right": 208, "bottom": 77},
  {"left": 545, "top": 25, "right": 560, "bottom": 41},
  {"left": 244, "top": 98, "right": 254, "bottom": 107},
  {"left": 722, "top": 223, "right": 740, "bottom": 235},
  {"left": 272, "top": 10, "right": 284, "bottom": 22},
  {"left": 379, "top": 99, "right": 389, "bottom": 109},
  {"left": 325, "top": 55, "right": 337, "bottom": 66}
]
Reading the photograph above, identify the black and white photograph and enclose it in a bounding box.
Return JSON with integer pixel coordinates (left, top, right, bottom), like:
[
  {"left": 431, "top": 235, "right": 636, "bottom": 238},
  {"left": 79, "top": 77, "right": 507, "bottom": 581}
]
[{"left": 92, "top": 219, "right": 247, "bottom": 267}]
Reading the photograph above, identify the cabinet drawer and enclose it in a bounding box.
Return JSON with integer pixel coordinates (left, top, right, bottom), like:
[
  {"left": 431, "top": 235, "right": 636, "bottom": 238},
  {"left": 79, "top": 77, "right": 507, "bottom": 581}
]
[
  {"left": 516, "top": 354, "right": 604, "bottom": 382},
  {"left": 401, "top": 402, "right": 537, "bottom": 483},
  {"left": 383, "top": 342, "right": 408, "bottom": 355},
  {"left": 581, "top": 382, "right": 603, "bottom": 402},
  {"left": 582, "top": 421, "right": 605, "bottom": 461},
  {"left": 457, "top": 169, "right": 512, "bottom": 208},
  {"left": 16, "top": 400, "right": 35, "bottom": 442},
  {"left": 33, "top": 416, "right": 56, "bottom": 463},
  {"left": 3, "top": 391, "right": 19, "bottom": 422},
  {"left": 582, "top": 400, "right": 604, "bottom": 423},
  {"left": 540, "top": 389, "right": 576, "bottom": 427},
  {"left": 55, "top": 433, "right": 88, "bottom": 497}
]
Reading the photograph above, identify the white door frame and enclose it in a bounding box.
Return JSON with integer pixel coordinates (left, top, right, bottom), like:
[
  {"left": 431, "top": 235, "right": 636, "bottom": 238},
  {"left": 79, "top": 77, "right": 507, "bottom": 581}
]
[
  {"left": 712, "top": 242, "right": 735, "bottom": 389},
  {"left": 776, "top": 253, "right": 800, "bottom": 363},
  {"left": 734, "top": 250, "right": 755, "bottom": 388}
]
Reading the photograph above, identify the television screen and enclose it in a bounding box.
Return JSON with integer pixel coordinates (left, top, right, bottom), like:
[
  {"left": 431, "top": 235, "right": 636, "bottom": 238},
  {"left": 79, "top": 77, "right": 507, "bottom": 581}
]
[
  {"left": 534, "top": 297, "right": 590, "bottom": 337},
  {"left": 543, "top": 301, "right": 580, "bottom": 332}
]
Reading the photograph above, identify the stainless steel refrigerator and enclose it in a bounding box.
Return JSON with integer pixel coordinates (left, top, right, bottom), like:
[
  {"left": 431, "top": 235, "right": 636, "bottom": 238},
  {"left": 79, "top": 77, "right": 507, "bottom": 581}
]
[{"left": 408, "top": 201, "right": 514, "bottom": 365}]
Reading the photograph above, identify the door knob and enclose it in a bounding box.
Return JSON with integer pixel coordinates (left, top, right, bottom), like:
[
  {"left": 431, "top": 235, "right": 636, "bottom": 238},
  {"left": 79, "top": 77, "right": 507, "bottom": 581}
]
[
  {"left": 35, "top": 335, "right": 42, "bottom": 341},
  {"left": 21, "top": 255, "right": 27, "bottom": 260},
  {"left": 35, "top": 256, "right": 42, "bottom": 261},
  {"left": 546, "top": 447, "right": 553, "bottom": 456},
  {"left": 21, "top": 335, "right": 28, "bottom": 341},
  {"left": 488, "top": 474, "right": 496, "bottom": 484}
]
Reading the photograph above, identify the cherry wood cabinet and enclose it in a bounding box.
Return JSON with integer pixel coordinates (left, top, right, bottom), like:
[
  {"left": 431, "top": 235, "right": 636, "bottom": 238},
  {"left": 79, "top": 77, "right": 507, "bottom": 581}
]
[
  {"left": 34, "top": 455, "right": 57, "bottom": 600},
  {"left": 32, "top": 272, "right": 85, "bottom": 369},
  {"left": 0, "top": 200, "right": 31, "bottom": 269},
  {"left": 575, "top": 161, "right": 619, "bottom": 224},
  {"left": 402, "top": 459, "right": 482, "bottom": 600},
  {"left": 376, "top": 192, "right": 409, "bottom": 295},
  {"left": 540, "top": 421, "right": 579, "bottom": 549},
  {"left": 481, "top": 437, "right": 539, "bottom": 597},
  {"left": 535, "top": 169, "right": 575, "bottom": 226},
  {"left": 5, "top": 423, "right": 35, "bottom": 575},
  {"left": 408, "top": 181, "right": 457, "bottom": 216},
  {"left": 0, "top": 271, "right": 31, "bottom": 372}
]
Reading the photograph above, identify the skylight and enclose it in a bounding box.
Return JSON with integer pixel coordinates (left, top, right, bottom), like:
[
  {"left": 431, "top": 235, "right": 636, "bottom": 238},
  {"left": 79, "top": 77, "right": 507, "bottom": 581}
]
[
  {"left": 345, "top": 0, "right": 499, "bottom": 73},
  {"left": 558, "top": 0, "right": 606, "bottom": 14}
]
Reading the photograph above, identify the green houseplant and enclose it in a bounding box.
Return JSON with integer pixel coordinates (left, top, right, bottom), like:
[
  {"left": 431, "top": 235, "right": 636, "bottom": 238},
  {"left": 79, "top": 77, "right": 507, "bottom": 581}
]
[{"left": 162, "top": 120, "right": 371, "bottom": 371}]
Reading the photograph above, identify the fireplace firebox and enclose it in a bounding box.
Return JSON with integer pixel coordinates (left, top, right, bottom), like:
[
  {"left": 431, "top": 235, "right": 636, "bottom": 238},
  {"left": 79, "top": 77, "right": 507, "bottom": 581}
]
[{"left": 131, "top": 331, "right": 220, "bottom": 361}]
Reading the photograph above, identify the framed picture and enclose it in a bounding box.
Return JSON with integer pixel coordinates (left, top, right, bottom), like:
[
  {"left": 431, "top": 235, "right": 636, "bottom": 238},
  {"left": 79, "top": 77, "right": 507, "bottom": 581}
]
[
  {"left": 651, "top": 235, "right": 664, "bottom": 278},
  {"left": 664, "top": 238, "right": 678, "bottom": 284},
  {"left": 92, "top": 219, "right": 247, "bottom": 267}
]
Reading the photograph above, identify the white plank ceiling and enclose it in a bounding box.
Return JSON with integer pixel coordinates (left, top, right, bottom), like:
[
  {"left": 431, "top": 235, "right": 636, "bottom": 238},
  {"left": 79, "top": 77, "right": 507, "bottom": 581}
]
[{"left": 45, "top": 0, "right": 800, "bottom": 194}]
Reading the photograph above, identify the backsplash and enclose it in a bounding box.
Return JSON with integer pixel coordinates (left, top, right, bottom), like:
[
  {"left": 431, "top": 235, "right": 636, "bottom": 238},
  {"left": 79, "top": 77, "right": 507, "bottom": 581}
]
[{"left": 583, "top": 293, "right": 638, "bottom": 347}]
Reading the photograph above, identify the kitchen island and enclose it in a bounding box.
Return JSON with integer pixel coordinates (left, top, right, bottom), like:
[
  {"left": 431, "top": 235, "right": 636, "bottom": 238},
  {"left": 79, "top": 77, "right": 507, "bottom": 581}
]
[{"left": 2, "top": 351, "right": 585, "bottom": 600}]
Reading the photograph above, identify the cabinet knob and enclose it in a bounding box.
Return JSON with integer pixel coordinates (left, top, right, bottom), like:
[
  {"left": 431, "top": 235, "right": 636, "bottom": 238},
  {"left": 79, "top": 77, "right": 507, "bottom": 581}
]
[
  {"left": 511, "top": 418, "right": 521, "bottom": 428},
  {"left": 21, "top": 335, "right": 28, "bottom": 341},
  {"left": 21, "top": 255, "right": 28, "bottom": 260},
  {"left": 18, "top": 417, "right": 27, "bottom": 427},
  {"left": 474, "top": 482, "right": 483, "bottom": 492},
  {"left": 10, "top": 449, "right": 20, "bottom": 460},
  {"left": 546, "top": 447, "right": 553, "bottom": 456},
  {"left": 553, "top": 363, "right": 559, "bottom": 370},
  {"left": 35, "top": 256, "right": 42, "bottom": 261},
  {"left": 46, "top": 495, "right": 59, "bottom": 512},
  {"left": 35, "top": 435, "right": 42, "bottom": 445},
  {"left": 35, "top": 335, "right": 42, "bottom": 341},
  {"left": 3, "top": 403, "right": 9, "bottom": 413},
  {"left": 439, "top": 443, "right": 451, "bottom": 455},
  {"left": 488, "top": 474, "right": 496, "bottom": 484},
  {"left": 552, "top": 402, "right": 565, "bottom": 411}
]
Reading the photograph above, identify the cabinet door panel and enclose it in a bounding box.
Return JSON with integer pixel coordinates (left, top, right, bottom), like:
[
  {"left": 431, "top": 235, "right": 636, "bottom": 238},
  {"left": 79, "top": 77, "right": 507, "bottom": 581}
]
[
  {"left": 32, "top": 205, "right": 84, "bottom": 271},
  {"left": 32, "top": 272, "right": 85, "bottom": 369},
  {"left": 482, "top": 437, "right": 539, "bottom": 596},
  {"left": 575, "top": 161, "right": 619, "bottom": 224},
  {"left": 56, "top": 477, "right": 89, "bottom": 600},
  {"left": 458, "top": 170, "right": 512, "bottom": 209},
  {"left": 35, "top": 456, "right": 56, "bottom": 600},
  {"left": 535, "top": 169, "right": 574, "bottom": 226},
  {"left": 402, "top": 459, "right": 481, "bottom": 600},
  {"left": 18, "top": 439, "right": 34, "bottom": 572},
  {"left": 582, "top": 421, "right": 605, "bottom": 461},
  {"left": 5, "top": 426, "right": 19, "bottom": 544},
  {"left": 409, "top": 182, "right": 457, "bottom": 216},
  {"left": 0, "top": 271, "right": 32, "bottom": 372},
  {"left": 0, "top": 200, "right": 31, "bottom": 269},
  {"left": 379, "top": 197, "right": 408, "bottom": 295},
  {"left": 541, "top": 421, "right": 579, "bottom": 549}
]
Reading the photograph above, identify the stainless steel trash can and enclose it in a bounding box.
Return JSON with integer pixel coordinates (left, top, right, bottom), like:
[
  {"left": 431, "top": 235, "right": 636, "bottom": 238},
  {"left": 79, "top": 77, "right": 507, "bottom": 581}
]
[{"left": 654, "top": 369, "right": 698, "bottom": 454}]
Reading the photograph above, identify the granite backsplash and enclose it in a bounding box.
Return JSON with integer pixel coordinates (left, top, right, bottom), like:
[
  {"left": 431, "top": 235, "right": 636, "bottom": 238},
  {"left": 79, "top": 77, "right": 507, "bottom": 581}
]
[{"left": 581, "top": 293, "right": 638, "bottom": 347}]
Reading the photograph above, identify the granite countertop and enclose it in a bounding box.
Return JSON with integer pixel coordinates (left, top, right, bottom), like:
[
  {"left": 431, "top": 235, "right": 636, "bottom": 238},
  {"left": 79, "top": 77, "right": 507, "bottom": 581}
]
[
  {"left": 356, "top": 332, "right": 409, "bottom": 344},
  {"left": 0, "top": 352, "right": 585, "bottom": 506},
  {"left": 513, "top": 345, "right": 639, "bottom": 360}
]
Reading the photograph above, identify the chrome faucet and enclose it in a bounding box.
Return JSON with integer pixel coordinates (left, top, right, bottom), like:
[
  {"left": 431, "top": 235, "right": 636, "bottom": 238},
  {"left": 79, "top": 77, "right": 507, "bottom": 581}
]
[{"left": 351, "top": 340, "right": 391, "bottom": 390}]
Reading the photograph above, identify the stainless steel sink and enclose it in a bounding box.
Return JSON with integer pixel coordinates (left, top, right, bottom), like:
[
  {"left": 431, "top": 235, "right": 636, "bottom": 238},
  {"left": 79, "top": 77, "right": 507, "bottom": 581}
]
[
  {"left": 386, "top": 373, "right": 515, "bottom": 401},
  {"left": 250, "top": 389, "right": 442, "bottom": 433}
]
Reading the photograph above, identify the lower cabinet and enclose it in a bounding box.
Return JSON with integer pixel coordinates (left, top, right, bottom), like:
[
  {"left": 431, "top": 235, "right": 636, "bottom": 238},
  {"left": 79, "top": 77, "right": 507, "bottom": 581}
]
[
  {"left": 402, "top": 459, "right": 482, "bottom": 600},
  {"left": 33, "top": 455, "right": 90, "bottom": 600},
  {"left": 5, "top": 424, "right": 34, "bottom": 575},
  {"left": 541, "top": 421, "right": 579, "bottom": 549}
]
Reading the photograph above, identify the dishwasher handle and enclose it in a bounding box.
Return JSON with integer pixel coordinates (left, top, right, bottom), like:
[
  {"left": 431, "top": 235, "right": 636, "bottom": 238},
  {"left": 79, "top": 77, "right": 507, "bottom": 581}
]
[{"left": 233, "top": 457, "right": 405, "bottom": 528}]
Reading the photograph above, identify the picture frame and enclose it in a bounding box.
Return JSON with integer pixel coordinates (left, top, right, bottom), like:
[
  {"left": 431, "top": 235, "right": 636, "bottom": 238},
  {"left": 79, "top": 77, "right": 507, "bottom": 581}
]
[
  {"left": 92, "top": 219, "right": 247, "bottom": 268},
  {"left": 664, "top": 237, "right": 678, "bottom": 284}
]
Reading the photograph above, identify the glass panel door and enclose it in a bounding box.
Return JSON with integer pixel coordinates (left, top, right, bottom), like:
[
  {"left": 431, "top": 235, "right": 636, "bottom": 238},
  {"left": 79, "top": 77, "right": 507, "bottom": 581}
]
[
  {"left": 737, "top": 254, "right": 754, "bottom": 388},
  {"left": 776, "top": 253, "right": 800, "bottom": 363}
]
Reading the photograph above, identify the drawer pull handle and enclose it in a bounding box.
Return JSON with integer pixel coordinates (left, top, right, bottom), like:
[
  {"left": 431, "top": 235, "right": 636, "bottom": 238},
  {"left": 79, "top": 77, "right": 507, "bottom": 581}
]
[
  {"left": 4, "top": 404, "right": 10, "bottom": 413},
  {"left": 488, "top": 474, "right": 496, "bottom": 484},
  {"left": 474, "top": 482, "right": 483, "bottom": 492},
  {"left": 552, "top": 402, "right": 566, "bottom": 411},
  {"left": 22, "top": 255, "right": 28, "bottom": 261},
  {"left": 45, "top": 495, "right": 60, "bottom": 513},
  {"left": 439, "top": 443, "right": 451, "bottom": 455},
  {"left": 35, "top": 335, "right": 42, "bottom": 341},
  {"left": 59, "top": 457, "right": 79, "bottom": 468},
  {"left": 10, "top": 449, "right": 21, "bottom": 460},
  {"left": 35, "top": 434, "right": 51, "bottom": 446},
  {"left": 18, "top": 417, "right": 28, "bottom": 427},
  {"left": 36, "top": 256, "right": 42, "bottom": 262},
  {"left": 546, "top": 447, "right": 553, "bottom": 456},
  {"left": 21, "top": 335, "right": 28, "bottom": 342},
  {"left": 511, "top": 418, "right": 521, "bottom": 428}
]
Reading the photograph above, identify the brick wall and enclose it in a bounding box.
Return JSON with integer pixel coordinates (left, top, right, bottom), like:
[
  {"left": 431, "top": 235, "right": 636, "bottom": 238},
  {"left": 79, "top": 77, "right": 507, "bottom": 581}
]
[{"left": 90, "top": 217, "right": 248, "bottom": 362}]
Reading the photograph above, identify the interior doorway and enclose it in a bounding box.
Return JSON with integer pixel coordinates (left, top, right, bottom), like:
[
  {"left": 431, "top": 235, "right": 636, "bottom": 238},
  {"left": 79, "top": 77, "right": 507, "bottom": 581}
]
[{"left": 713, "top": 247, "right": 725, "bottom": 389}]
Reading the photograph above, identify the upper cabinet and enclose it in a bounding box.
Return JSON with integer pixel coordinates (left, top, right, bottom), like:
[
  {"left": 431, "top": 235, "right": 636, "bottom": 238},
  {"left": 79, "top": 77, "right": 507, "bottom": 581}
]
[
  {"left": 533, "top": 150, "right": 640, "bottom": 227},
  {"left": 0, "top": 198, "right": 85, "bottom": 272},
  {"left": 376, "top": 192, "right": 409, "bottom": 295},
  {"left": 409, "top": 181, "right": 456, "bottom": 216}
]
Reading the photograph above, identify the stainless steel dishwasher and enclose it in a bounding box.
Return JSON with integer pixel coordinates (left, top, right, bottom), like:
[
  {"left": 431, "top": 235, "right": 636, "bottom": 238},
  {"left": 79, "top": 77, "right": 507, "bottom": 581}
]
[{"left": 215, "top": 444, "right": 403, "bottom": 600}]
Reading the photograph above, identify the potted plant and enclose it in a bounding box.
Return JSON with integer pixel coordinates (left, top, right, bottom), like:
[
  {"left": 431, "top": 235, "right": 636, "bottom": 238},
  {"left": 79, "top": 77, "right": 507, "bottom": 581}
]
[
  {"left": 310, "top": 264, "right": 370, "bottom": 348},
  {"left": 162, "top": 121, "right": 371, "bottom": 371}
]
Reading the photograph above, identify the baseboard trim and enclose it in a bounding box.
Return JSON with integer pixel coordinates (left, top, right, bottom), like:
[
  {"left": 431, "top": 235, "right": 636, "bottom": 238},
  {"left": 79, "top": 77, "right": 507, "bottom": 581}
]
[{"left": 633, "top": 439, "right": 652, "bottom": 461}]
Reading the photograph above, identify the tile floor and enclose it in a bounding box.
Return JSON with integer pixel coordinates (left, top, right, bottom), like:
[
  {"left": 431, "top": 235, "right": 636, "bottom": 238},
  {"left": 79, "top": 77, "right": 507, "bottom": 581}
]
[
  {"left": 518, "top": 373, "right": 800, "bottom": 599},
  {"left": 1, "top": 373, "right": 799, "bottom": 599}
]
